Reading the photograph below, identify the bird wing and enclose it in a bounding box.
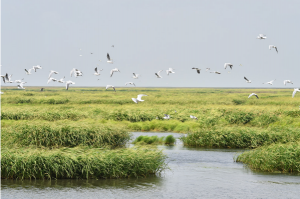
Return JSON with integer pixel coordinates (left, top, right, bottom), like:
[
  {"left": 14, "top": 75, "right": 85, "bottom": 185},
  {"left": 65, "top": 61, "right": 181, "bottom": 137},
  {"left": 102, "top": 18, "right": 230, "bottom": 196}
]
[
  {"left": 133, "top": 83, "right": 136, "bottom": 86},
  {"left": 25, "top": 69, "right": 28, "bottom": 73},
  {"left": 244, "top": 77, "right": 249, "bottom": 81},
  {"left": 255, "top": 94, "right": 259, "bottom": 99},
  {"left": 133, "top": 73, "right": 136, "bottom": 77},
  {"left": 269, "top": 45, "right": 272, "bottom": 50},
  {"left": 132, "top": 98, "right": 138, "bottom": 103},
  {"left": 110, "top": 70, "right": 114, "bottom": 77},
  {"left": 70, "top": 68, "right": 75, "bottom": 77},
  {"left": 292, "top": 90, "right": 297, "bottom": 98},
  {"left": 275, "top": 47, "right": 278, "bottom": 53},
  {"left": 48, "top": 71, "right": 54, "bottom": 79},
  {"left": 137, "top": 94, "right": 147, "bottom": 101},
  {"left": 1, "top": 76, "right": 6, "bottom": 83},
  {"left": 47, "top": 78, "right": 53, "bottom": 84},
  {"left": 95, "top": 67, "right": 98, "bottom": 73},
  {"left": 224, "top": 63, "right": 228, "bottom": 69},
  {"left": 157, "top": 70, "right": 163, "bottom": 75},
  {"left": 197, "top": 69, "right": 200, "bottom": 74},
  {"left": 248, "top": 93, "right": 254, "bottom": 98},
  {"left": 66, "top": 83, "right": 69, "bottom": 90},
  {"left": 155, "top": 73, "right": 158, "bottom": 77},
  {"left": 106, "top": 85, "right": 111, "bottom": 90},
  {"left": 107, "top": 53, "right": 110, "bottom": 60}
]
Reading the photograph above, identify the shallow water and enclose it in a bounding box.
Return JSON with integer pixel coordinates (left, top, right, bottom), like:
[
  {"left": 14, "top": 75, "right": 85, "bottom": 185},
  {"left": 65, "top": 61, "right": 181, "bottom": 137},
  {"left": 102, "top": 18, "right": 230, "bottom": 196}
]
[{"left": 2, "top": 132, "right": 300, "bottom": 199}]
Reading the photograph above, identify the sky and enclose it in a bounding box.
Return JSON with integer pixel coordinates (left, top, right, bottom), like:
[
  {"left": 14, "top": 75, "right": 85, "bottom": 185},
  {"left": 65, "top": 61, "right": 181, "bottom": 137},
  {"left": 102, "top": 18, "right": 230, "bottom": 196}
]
[{"left": 1, "top": 0, "right": 300, "bottom": 88}]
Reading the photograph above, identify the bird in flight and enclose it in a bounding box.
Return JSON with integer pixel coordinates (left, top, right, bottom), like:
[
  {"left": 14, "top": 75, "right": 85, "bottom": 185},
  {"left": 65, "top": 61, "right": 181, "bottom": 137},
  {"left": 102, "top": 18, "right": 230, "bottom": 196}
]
[
  {"left": 65, "top": 81, "right": 75, "bottom": 90},
  {"left": 94, "top": 67, "right": 103, "bottom": 76},
  {"left": 132, "top": 73, "right": 140, "bottom": 79},
  {"left": 15, "top": 78, "right": 24, "bottom": 83},
  {"left": 284, "top": 80, "right": 293, "bottom": 86},
  {"left": 263, "top": 79, "right": 275, "bottom": 85},
  {"left": 269, "top": 45, "right": 278, "bottom": 53},
  {"left": 257, "top": 34, "right": 267, "bottom": 39},
  {"left": 32, "top": 65, "right": 42, "bottom": 72},
  {"left": 106, "top": 85, "right": 116, "bottom": 92},
  {"left": 210, "top": 71, "right": 221, "bottom": 74},
  {"left": 47, "top": 78, "right": 57, "bottom": 84},
  {"left": 244, "top": 77, "right": 251, "bottom": 83},
  {"left": 58, "top": 76, "right": 65, "bottom": 83},
  {"left": 107, "top": 53, "right": 113, "bottom": 64},
  {"left": 25, "top": 68, "right": 33, "bottom": 75},
  {"left": 48, "top": 70, "right": 58, "bottom": 79},
  {"left": 70, "top": 68, "right": 83, "bottom": 77},
  {"left": 132, "top": 94, "right": 147, "bottom": 104},
  {"left": 192, "top": 68, "right": 201, "bottom": 74},
  {"left": 248, "top": 93, "right": 259, "bottom": 99},
  {"left": 166, "top": 68, "right": 175, "bottom": 75},
  {"left": 155, "top": 70, "right": 163, "bottom": 78},
  {"left": 110, "top": 68, "right": 120, "bottom": 77},
  {"left": 125, "top": 82, "right": 136, "bottom": 86},
  {"left": 17, "top": 82, "right": 26, "bottom": 89},
  {"left": 292, "top": 88, "right": 300, "bottom": 98},
  {"left": 224, "top": 63, "right": 233, "bottom": 70}
]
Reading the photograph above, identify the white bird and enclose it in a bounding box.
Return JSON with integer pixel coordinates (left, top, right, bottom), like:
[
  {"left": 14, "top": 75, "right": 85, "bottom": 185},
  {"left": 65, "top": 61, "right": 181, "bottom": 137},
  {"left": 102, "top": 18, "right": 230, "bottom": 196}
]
[
  {"left": 206, "top": 68, "right": 210, "bottom": 72},
  {"left": 107, "top": 53, "right": 113, "bottom": 64},
  {"left": 94, "top": 67, "right": 103, "bottom": 76},
  {"left": 32, "top": 65, "right": 42, "bottom": 72},
  {"left": 192, "top": 68, "right": 201, "bottom": 74},
  {"left": 106, "top": 85, "right": 116, "bottom": 92},
  {"left": 70, "top": 68, "right": 83, "bottom": 77},
  {"left": 292, "top": 88, "right": 300, "bottom": 98},
  {"left": 25, "top": 68, "right": 33, "bottom": 75},
  {"left": 284, "top": 80, "right": 293, "bottom": 86},
  {"left": 155, "top": 70, "right": 163, "bottom": 78},
  {"left": 257, "top": 34, "right": 267, "bottom": 39},
  {"left": 210, "top": 71, "right": 221, "bottom": 74},
  {"left": 4, "top": 73, "right": 13, "bottom": 83},
  {"left": 224, "top": 63, "right": 233, "bottom": 70},
  {"left": 15, "top": 78, "right": 24, "bottom": 83},
  {"left": 65, "top": 81, "right": 75, "bottom": 90},
  {"left": 244, "top": 77, "right": 251, "bottom": 83},
  {"left": 163, "top": 114, "right": 171, "bottom": 119},
  {"left": 263, "top": 79, "right": 275, "bottom": 85},
  {"left": 166, "top": 68, "right": 175, "bottom": 75},
  {"left": 58, "top": 76, "right": 65, "bottom": 83},
  {"left": 48, "top": 70, "right": 59, "bottom": 79},
  {"left": 47, "top": 78, "right": 57, "bottom": 84},
  {"left": 269, "top": 45, "right": 278, "bottom": 53},
  {"left": 190, "top": 115, "right": 198, "bottom": 120},
  {"left": 248, "top": 93, "right": 259, "bottom": 99},
  {"left": 17, "top": 82, "right": 26, "bottom": 89},
  {"left": 110, "top": 68, "right": 120, "bottom": 77},
  {"left": 132, "top": 73, "right": 140, "bottom": 79},
  {"left": 132, "top": 94, "right": 147, "bottom": 104},
  {"left": 125, "top": 82, "right": 136, "bottom": 86}
]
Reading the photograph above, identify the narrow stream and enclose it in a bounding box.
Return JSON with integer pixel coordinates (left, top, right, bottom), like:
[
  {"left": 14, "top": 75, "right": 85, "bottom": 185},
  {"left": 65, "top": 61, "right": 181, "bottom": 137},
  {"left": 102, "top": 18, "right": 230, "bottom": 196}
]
[{"left": 2, "top": 132, "right": 300, "bottom": 199}]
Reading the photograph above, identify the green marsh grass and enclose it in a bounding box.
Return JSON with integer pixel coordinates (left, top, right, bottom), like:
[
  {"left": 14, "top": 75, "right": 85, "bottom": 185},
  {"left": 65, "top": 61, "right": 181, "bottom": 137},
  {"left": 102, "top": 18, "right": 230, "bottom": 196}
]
[
  {"left": 132, "top": 135, "right": 176, "bottom": 145},
  {"left": 236, "top": 142, "right": 300, "bottom": 173}
]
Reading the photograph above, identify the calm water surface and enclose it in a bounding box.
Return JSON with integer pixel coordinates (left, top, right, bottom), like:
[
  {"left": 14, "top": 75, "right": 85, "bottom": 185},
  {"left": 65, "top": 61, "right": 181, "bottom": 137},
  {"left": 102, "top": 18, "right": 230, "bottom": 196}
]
[{"left": 2, "top": 132, "right": 300, "bottom": 199}]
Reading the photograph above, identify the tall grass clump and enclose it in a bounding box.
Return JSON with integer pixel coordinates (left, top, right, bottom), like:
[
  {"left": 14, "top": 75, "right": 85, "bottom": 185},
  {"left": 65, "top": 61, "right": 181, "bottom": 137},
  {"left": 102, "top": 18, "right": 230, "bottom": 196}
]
[
  {"left": 1, "top": 147, "right": 167, "bottom": 179},
  {"left": 3, "top": 124, "right": 131, "bottom": 148},
  {"left": 236, "top": 142, "right": 300, "bottom": 173},
  {"left": 132, "top": 135, "right": 176, "bottom": 145},
  {"left": 164, "top": 135, "right": 176, "bottom": 145},
  {"left": 181, "top": 127, "right": 300, "bottom": 148}
]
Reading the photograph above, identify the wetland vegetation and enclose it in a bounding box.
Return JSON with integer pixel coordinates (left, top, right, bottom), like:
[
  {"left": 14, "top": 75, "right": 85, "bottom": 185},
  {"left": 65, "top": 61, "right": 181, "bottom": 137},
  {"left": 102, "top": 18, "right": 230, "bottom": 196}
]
[{"left": 1, "top": 87, "right": 300, "bottom": 175}]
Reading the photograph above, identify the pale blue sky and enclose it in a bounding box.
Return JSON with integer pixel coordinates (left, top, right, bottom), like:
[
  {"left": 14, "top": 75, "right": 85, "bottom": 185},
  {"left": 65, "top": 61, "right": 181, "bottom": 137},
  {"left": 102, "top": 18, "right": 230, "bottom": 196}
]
[{"left": 1, "top": 0, "right": 300, "bottom": 87}]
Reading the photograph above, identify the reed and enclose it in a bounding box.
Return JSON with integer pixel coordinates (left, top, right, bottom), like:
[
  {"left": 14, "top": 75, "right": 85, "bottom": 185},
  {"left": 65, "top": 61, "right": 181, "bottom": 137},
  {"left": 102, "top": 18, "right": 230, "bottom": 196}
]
[
  {"left": 1, "top": 147, "right": 167, "bottom": 179},
  {"left": 236, "top": 142, "right": 300, "bottom": 173},
  {"left": 2, "top": 124, "right": 131, "bottom": 148},
  {"left": 181, "top": 127, "right": 300, "bottom": 148},
  {"left": 132, "top": 135, "right": 176, "bottom": 145}
]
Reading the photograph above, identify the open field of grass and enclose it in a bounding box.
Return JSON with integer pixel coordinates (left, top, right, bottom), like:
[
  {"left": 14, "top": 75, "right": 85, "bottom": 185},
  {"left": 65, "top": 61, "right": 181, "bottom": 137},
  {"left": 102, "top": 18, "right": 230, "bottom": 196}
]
[{"left": 1, "top": 87, "right": 300, "bottom": 174}]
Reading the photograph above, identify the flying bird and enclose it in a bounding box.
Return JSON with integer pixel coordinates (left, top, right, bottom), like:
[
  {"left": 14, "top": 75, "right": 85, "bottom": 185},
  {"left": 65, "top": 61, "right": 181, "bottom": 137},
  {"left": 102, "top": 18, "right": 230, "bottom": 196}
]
[
  {"left": 25, "top": 68, "right": 33, "bottom": 75},
  {"left": 263, "top": 79, "right": 275, "bottom": 85},
  {"left": 224, "top": 63, "right": 233, "bottom": 69},
  {"left": 163, "top": 114, "right": 171, "bottom": 120},
  {"left": 269, "top": 45, "right": 278, "bottom": 53},
  {"left": 110, "top": 68, "right": 120, "bottom": 77},
  {"left": 192, "top": 68, "right": 201, "bottom": 74},
  {"left": 257, "top": 34, "right": 267, "bottom": 39},
  {"left": 206, "top": 68, "right": 210, "bottom": 72},
  {"left": 132, "top": 94, "right": 147, "bottom": 104},
  {"left": 107, "top": 53, "right": 113, "bottom": 64},
  {"left": 1, "top": 75, "right": 6, "bottom": 83},
  {"left": 210, "top": 71, "right": 221, "bottom": 74},
  {"left": 70, "top": 68, "right": 83, "bottom": 77},
  {"left": 48, "top": 70, "right": 58, "bottom": 79},
  {"left": 248, "top": 93, "right": 259, "bottom": 99},
  {"left": 190, "top": 115, "right": 198, "bottom": 120},
  {"left": 47, "top": 78, "right": 57, "bottom": 84},
  {"left": 125, "top": 82, "right": 136, "bottom": 86},
  {"left": 155, "top": 70, "right": 163, "bottom": 78},
  {"left": 132, "top": 73, "right": 140, "bottom": 79},
  {"left": 292, "top": 88, "right": 300, "bottom": 98},
  {"left": 58, "top": 77, "right": 65, "bottom": 83},
  {"left": 284, "top": 80, "right": 293, "bottom": 86},
  {"left": 244, "top": 77, "right": 251, "bottom": 83},
  {"left": 17, "top": 82, "right": 26, "bottom": 89},
  {"left": 65, "top": 81, "right": 75, "bottom": 90},
  {"left": 15, "top": 78, "right": 24, "bottom": 83},
  {"left": 166, "top": 68, "right": 175, "bottom": 75},
  {"left": 32, "top": 65, "right": 42, "bottom": 72},
  {"left": 4, "top": 73, "right": 13, "bottom": 83},
  {"left": 106, "top": 85, "right": 116, "bottom": 92},
  {"left": 94, "top": 67, "right": 103, "bottom": 76}
]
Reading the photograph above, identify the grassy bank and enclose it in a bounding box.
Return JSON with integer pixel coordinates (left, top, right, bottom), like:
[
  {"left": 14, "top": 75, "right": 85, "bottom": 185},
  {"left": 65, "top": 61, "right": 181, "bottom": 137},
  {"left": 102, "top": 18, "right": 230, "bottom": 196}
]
[
  {"left": 1, "top": 147, "right": 167, "bottom": 179},
  {"left": 133, "top": 135, "right": 176, "bottom": 145},
  {"left": 236, "top": 142, "right": 300, "bottom": 173}
]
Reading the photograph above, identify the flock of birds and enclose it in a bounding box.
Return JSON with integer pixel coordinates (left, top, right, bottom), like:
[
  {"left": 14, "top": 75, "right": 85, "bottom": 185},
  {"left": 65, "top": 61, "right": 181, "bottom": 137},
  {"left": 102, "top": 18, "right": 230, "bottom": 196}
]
[{"left": 1, "top": 34, "right": 299, "bottom": 102}]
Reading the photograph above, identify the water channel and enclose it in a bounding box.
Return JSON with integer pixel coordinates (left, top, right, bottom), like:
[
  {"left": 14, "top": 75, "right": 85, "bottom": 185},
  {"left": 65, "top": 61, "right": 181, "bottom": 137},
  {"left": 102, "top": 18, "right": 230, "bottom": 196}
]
[{"left": 2, "top": 132, "right": 300, "bottom": 199}]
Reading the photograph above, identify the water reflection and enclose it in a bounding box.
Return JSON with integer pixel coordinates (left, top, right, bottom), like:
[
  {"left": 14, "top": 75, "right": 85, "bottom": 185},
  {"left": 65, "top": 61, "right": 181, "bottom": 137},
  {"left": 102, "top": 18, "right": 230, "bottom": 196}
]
[{"left": 2, "top": 132, "right": 300, "bottom": 199}]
